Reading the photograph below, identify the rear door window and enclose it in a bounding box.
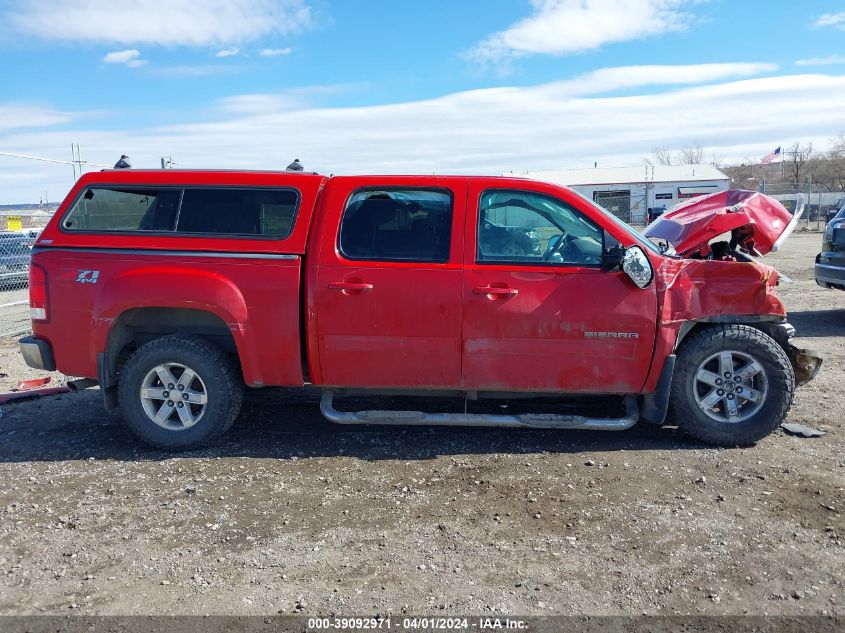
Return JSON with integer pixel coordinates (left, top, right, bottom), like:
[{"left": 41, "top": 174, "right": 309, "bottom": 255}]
[
  {"left": 176, "top": 188, "right": 298, "bottom": 237},
  {"left": 339, "top": 189, "right": 453, "bottom": 262},
  {"left": 63, "top": 187, "right": 180, "bottom": 232}
]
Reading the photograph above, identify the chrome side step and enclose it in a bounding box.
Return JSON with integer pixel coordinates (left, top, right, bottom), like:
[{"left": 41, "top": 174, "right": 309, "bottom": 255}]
[{"left": 319, "top": 391, "right": 639, "bottom": 431}]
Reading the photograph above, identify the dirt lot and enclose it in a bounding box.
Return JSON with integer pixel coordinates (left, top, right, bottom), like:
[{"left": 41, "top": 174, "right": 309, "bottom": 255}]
[{"left": 0, "top": 232, "right": 842, "bottom": 616}]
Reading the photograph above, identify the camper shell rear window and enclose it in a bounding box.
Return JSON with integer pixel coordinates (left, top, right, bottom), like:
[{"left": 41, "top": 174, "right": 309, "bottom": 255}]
[{"left": 61, "top": 185, "right": 300, "bottom": 238}]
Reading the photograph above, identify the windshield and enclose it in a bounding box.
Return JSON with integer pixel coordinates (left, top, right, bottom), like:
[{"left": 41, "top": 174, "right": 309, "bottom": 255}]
[{"left": 569, "top": 189, "right": 665, "bottom": 255}]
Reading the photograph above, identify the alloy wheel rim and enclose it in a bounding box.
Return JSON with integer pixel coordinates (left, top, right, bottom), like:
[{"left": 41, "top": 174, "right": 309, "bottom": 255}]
[
  {"left": 693, "top": 350, "right": 768, "bottom": 424},
  {"left": 140, "top": 363, "right": 208, "bottom": 431}
]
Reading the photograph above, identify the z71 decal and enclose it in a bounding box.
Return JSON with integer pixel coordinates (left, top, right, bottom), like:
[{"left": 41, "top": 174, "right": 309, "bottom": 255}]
[{"left": 75, "top": 270, "right": 100, "bottom": 284}]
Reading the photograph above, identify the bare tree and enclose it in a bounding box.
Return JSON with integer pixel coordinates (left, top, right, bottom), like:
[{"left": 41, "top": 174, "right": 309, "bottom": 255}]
[
  {"left": 730, "top": 161, "right": 755, "bottom": 188},
  {"left": 652, "top": 146, "right": 674, "bottom": 166},
  {"left": 826, "top": 133, "right": 845, "bottom": 190},
  {"left": 787, "top": 141, "right": 813, "bottom": 187},
  {"left": 815, "top": 160, "right": 839, "bottom": 191},
  {"left": 831, "top": 132, "right": 845, "bottom": 158},
  {"left": 680, "top": 142, "right": 704, "bottom": 165},
  {"left": 710, "top": 152, "right": 725, "bottom": 169}
]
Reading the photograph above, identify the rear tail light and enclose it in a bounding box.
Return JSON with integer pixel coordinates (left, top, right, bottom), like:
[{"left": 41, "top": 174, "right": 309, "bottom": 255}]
[{"left": 29, "top": 263, "right": 48, "bottom": 321}]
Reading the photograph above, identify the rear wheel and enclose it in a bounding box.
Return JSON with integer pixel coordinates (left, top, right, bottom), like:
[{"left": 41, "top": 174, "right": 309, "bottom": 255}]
[
  {"left": 669, "top": 324, "right": 794, "bottom": 446},
  {"left": 118, "top": 335, "right": 243, "bottom": 450}
]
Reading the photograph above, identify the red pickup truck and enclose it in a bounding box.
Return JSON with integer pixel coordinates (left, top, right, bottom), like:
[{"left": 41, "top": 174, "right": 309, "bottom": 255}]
[{"left": 19, "top": 170, "right": 821, "bottom": 449}]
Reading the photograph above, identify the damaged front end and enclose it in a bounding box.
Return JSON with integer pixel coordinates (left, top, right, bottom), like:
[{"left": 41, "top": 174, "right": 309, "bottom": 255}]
[
  {"left": 644, "top": 189, "right": 803, "bottom": 260},
  {"left": 645, "top": 190, "right": 822, "bottom": 388}
]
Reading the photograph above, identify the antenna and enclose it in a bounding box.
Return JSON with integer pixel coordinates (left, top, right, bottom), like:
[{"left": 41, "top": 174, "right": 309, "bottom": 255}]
[
  {"left": 0, "top": 147, "right": 110, "bottom": 182},
  {"left": 71, "top": 144, "right": 81, "bottom": 181}
]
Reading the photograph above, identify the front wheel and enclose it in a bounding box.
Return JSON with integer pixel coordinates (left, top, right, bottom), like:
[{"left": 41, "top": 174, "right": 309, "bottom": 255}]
[
  {"left": 669, "top": 324, "right": 795, "bottom": 446},
  {"left": 118, "top": 335, "right": 244, "bottom": 450}
]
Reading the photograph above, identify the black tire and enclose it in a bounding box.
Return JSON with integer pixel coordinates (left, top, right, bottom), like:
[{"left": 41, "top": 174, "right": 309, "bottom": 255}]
[
  {"left": 118, "top": 335, "right": 243, "bottom": 450},
  {"left": 669, "top": 324, "right": 795, "bottom": 447}
]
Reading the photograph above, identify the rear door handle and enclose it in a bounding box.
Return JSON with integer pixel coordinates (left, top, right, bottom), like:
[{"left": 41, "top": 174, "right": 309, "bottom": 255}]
[
  {"left": 328, "top": 281, "right": 374, "bottom": 295},
  {"left": 473, "top": 285, "right": 518, "bottom": 300}
]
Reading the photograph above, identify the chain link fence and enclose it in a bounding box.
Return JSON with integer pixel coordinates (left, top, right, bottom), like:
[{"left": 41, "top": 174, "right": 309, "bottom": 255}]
[
  {"left": 1, "top": 222, "right": 46, "bottom": 337},
  {"left": 763, "top": 184, "right": 845, "bottom": 231},
  {"left": 591, "top": 191, "right": 649, "bottom": 226}
]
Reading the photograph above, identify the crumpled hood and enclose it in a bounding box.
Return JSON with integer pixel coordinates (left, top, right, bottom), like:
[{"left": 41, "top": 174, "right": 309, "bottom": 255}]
[{"left": 644, "top": 189, "right": 802, "bottom": 257}]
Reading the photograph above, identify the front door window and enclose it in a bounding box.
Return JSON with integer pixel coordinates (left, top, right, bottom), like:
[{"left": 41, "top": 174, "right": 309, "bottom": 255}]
[{"left": 477, "top": 190, "right": 603, "bottom": 266}]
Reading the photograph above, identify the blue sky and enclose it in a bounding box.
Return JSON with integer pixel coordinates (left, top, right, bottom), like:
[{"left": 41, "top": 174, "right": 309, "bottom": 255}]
[{"left": 1, "top": 0, "right": 845, "bottom": 203}]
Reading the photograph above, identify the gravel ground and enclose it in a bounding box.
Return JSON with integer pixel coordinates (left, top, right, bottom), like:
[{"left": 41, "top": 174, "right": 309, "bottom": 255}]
[
  {"left": 0, "top": 286, "right": 29, "bottom": 338},
  {"left": 0, "top": 232, "right": 842, "bottom": 616}
]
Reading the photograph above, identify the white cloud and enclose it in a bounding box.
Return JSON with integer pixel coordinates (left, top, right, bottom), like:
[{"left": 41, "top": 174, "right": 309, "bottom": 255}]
[
  {"left": 152, "top": 65, "right": 238, "bottom": 77},
  {"left": 216, "top": 47, "right": 240, "bottom": 58},
  {"left": 210, "top": 64, "right": 771, "bottom": 119},
  {"left": 3, "top": 66, "right": 845, "bottom": 204},
  {"left": 0, "top": 104, "right": 76, "bottom": 134},
  {"left": 796, "top": 55, "right": 845, "bottom": 67},
  {"left": 814, "top": 12, "right": 845, "bottom": 29},
  {"left": 5, "top": 0, "right": 313, "bottom": 46},
  {"left": 259, "top": 47, "right": 293, "bottom": 57},
  {"left": 217, "top": 93, "right": 304, "bottom": 114},
  {"left": 467, "top": 0, "right": 694, "bottom": 65},
  {"left": 545, "top": 62, "right": 776, "bottom": 96},
  {"left": 215, "top": 84, "right": 361, "bottom": 113},
  {"left": 102, "top": 49, "right": 148, "bottom": 67}
]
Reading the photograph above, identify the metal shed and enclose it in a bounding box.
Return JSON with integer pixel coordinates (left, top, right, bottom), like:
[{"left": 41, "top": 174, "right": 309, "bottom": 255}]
[{"left": 512, "top": 164, "right": 730, "bottom": 224}]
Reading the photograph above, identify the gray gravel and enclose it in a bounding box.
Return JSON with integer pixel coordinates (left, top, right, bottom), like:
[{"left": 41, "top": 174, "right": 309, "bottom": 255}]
[{"left": 0, "top": 232, "right": 842, "bottom": 616}]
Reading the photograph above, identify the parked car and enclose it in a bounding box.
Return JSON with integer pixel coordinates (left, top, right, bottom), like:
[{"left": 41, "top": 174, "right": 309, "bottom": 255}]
[
  {"left": 815, "top": 205, "right": 845, "bottom": 291},
  {"left": 0, "top": 230, "right": 34, "bottom": 290},
  {"left": 646, "top": 206, "right": 667, "bottom": 224},
  {"left": 20, "top": 172, "right": 820, "bottom": 450},
  {"left": 827, "top": 199, "right": 845, "bottom": 223}
]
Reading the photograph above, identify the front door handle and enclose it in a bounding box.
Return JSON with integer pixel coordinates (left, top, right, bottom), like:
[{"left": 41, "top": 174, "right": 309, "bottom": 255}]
[
  {"left": 473, "top": 285, "right": 518, "bottom": 300},
  {"left": 328, "top": 281, "right": 374, "bottom": 295}
]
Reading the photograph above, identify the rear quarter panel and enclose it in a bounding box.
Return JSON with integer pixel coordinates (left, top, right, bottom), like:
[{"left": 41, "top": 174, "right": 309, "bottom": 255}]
[{"left": 32, "top": 248, "right": 304, "bottom": 387}]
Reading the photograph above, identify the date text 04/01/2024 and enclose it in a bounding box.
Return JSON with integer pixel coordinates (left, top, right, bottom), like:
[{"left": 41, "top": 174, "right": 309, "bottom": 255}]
[{"left": 306, "top": 617, "right": 528, "bottom": 630}]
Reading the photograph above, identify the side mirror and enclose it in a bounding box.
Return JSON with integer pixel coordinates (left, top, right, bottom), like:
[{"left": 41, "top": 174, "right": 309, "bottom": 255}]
[{"left": 622, "top": 245, "right": 654, "bottom": 289}]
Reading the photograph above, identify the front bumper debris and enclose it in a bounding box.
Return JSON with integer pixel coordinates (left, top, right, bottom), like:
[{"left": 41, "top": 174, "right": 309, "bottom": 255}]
[{"left": 786, "top": 344, "right": 822, "bottom": 386}]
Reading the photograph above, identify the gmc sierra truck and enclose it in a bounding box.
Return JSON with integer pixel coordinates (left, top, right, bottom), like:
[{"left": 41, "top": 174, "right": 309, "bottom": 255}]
[{"left": 19, "top": 170, "right": 821, "bottom": 449}]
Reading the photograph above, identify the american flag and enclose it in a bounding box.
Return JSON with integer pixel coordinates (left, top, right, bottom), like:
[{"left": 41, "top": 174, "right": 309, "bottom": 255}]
[{"left": 760, "top": 146, "right": 781, "bottom": 165}]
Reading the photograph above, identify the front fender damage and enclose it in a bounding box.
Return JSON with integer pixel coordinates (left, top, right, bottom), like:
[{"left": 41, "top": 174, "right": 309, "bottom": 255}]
[
  {"left": 657, "top": 258, "right": 822, "bottom": 385},
  {"left": 641, "top": 257, "right": 822, "bottom": 424},
  {"left": 656, "top": 258, "right": 785, "bottom": 325}
]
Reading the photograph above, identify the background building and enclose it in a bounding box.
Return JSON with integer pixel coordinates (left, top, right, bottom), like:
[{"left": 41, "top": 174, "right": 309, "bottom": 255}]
[
  {"left": 0, "top": 204, "right": 58, "bottom": 231},
  {"left": 512, "top": 164, "right": 730, "bottom": 224}
]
